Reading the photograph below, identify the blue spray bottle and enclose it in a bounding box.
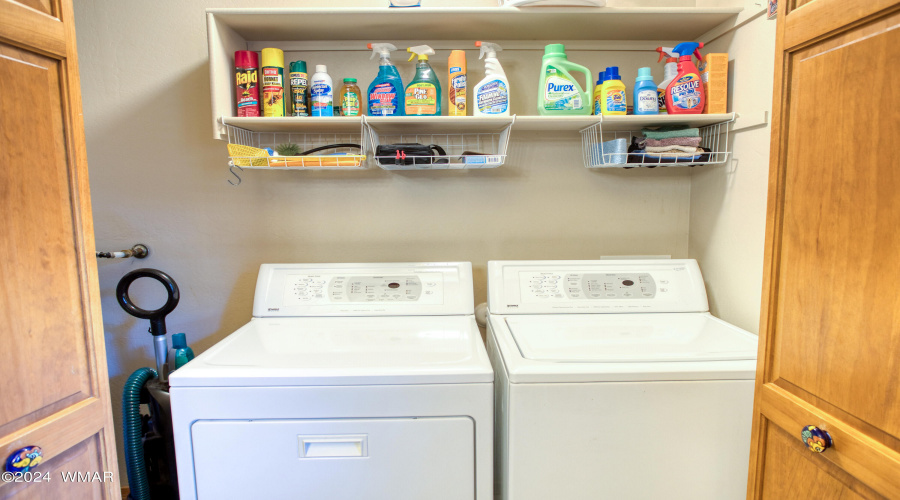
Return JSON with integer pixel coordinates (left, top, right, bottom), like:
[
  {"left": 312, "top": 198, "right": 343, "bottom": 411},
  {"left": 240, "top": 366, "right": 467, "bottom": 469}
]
[
  {"left": 633, "top": 67, "right": 659, "bottom": 115},
  {"left": 367, "top": 43, "right": 405, "bottom": 116}
]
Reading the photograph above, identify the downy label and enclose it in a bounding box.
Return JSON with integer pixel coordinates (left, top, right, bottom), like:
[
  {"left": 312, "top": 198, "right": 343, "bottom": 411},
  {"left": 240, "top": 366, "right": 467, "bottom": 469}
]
[
  {"left": 606, "top": 89, "right": 626, "bottom": 113},
  {"left": 368, "top": 82, "right": 400, "bottom": 116},
  {"left": 544, "top": 66, "right": 583, "bottom": 111},
  {"left": 637, "top": 89, "right": 657, "bottom": 112},
  {"left": 477, "top": 80, "right": 508, "bottom": 114},
  {"left": 670, "top": 74, "right": 702, "bottom": 111},
  {"left": 405, "top": 82, "right": 437, "bottom": 115}
]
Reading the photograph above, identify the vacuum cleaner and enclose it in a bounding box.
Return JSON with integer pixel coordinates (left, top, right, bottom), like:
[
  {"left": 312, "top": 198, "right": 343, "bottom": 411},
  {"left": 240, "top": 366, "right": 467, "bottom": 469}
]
[{"left": 117, "top": 269, "right": 181, "bottom": 500}]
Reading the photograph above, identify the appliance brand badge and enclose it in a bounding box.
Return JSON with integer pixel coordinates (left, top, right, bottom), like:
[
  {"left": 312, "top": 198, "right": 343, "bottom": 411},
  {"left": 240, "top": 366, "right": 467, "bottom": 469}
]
[
  {"left": 268, "top": 308, "right": 280, "bottom": 311},
  {"left": 507, "top": 304, "right": 519, "bottom": 308}
]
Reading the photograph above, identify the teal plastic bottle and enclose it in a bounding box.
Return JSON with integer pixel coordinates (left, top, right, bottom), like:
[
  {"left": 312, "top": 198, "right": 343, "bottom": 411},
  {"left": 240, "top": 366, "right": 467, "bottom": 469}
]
[
  {"left": 171, "top": 333, "right": 195, "bottom": 370},
  {"left": 405, "top": 45, "right": 442, "bottom": 116},
  {"left": 367, "top": 43, "right": 405, "bottom": 116},
  {"left": 538, "top": 44, "right": 592, "bottom": 116}
]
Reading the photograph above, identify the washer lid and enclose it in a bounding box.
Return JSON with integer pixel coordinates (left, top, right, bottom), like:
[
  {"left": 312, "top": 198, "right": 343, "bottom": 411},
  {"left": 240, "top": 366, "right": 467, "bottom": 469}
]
[
  {"left": 169, "top": 316, "right": 493, "bottom": 387},
  {"left": 506, "top": 313, "right": 758, "bottom": 363}
]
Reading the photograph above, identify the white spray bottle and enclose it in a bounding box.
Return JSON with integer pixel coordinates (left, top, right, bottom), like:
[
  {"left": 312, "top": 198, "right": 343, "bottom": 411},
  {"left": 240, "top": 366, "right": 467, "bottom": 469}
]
[
  {"left": 473, "top": 41, "right": 510, "bottom": 117},
  {"left": 655, "top": 47, "right": 678, "bottom": 114}
]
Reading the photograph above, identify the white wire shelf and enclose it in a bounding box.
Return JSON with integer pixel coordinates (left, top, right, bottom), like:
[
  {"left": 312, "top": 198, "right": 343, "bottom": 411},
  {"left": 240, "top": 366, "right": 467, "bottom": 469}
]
[
  {"left": 224, "top": 122, "right": 369, "bottom": 184},
  {"left": 580, "top": 113, "right": 735, "bottom": 169},
  {"left": 364, "top": 116, "right": 515, "bottom": 170}
]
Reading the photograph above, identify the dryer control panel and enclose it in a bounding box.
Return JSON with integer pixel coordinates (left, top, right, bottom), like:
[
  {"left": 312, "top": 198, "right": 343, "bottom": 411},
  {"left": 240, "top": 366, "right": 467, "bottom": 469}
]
[
  {"left": 489, "top": 260, "right": 708, "bottom": 314},
  {"left": 524, "top": 272, "right": 658, "bottom": 301},
  {"left": 254, "top": 263, "right": 472, "bottom": 317}
]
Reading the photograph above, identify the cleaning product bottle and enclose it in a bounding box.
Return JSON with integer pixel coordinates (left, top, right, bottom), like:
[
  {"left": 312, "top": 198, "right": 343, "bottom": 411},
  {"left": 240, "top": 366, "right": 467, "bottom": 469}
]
[
  {"left": 592, "top": 70, "right": 606, "bottom": 116},
  {"left": 340, "top": 78, "right": 362, "bottom": 116},
  {"left": 473, "top": 41, "right": 510, "bottom": 117},
  {"left": 261, "top": 48, "right": 285, "bottom": 117},
  {"left": 655, "top": 47, "right": 678, "bottom": 114},
  {"left": 171, "top": 333, "right": 194, "bottom": 370},
  {"left": 367, "top": 43, "right": 405, "bottom": 116},
  {"left": 310, "top": 64, "right": 334, "bottom": 117},
  {"left": 665, "top": 42, "right": 706, "bottom": 115},
  {"left": 600, "top": 66, "right": 626, "bottom": 116},
  {"left": 633, "top": 67, "right": 659, "bottom": 115},
  {"left": 405, "top": 45, "right": 441, "bottom": 116},
  {"left": 448, "top": 50, "right": 467, "bottom": 116},
  {"left": 289, "top": 60, "right": 309, "bottom": 117},
  {"left": 234, "top": 50, "right": 260, "bottom": 117},
  {"left": 538, "top": 44, "right": 592, "bottom": 116}
]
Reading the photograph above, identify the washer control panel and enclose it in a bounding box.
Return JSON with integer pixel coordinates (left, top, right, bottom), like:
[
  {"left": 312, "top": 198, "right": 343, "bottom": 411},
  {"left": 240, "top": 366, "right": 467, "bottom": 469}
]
[
  {"left": 284, "top": 273, "right": 442, "bottom": 306},
  {"left": 255, "top": 263, "right": 473, "bottom": 317},
  {"left": 489, "top": 260, "right": 708, "bottom": 314}
]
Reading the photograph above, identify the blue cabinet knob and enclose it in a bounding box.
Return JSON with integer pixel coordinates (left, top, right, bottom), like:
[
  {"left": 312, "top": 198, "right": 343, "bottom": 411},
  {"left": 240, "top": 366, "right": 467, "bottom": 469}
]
[
  {"left": 800, "top": 426, "right": 833, "bottom": 453},
  {"left": 5, "top": 446, "right": 43, "bottom": 473}
]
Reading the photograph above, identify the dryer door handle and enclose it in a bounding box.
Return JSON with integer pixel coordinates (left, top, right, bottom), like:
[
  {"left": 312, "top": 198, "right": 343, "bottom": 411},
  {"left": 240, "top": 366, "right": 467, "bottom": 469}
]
[{"left": 299, "top": 435, "right": 368, "bottom": 458}]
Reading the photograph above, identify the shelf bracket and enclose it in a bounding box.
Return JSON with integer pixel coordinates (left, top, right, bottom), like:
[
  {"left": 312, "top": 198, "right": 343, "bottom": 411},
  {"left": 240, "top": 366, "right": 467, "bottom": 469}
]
[{"left": 732, "top": 111, "right": 769, "bottom": 133}]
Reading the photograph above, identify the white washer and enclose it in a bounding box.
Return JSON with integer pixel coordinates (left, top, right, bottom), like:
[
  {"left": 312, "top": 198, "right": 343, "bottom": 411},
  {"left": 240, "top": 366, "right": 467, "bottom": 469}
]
[
  {"left": 486, "top": 259, "right": 758, "bottom": 500},
  {"left": 171, "top": 262, "right": 493, "bottom": 500}
]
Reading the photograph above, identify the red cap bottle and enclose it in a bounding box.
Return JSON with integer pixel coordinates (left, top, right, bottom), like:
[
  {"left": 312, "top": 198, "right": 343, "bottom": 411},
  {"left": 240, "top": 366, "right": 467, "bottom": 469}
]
[{"left": 234, "top": 50, "right": 260, "bottom": 117}]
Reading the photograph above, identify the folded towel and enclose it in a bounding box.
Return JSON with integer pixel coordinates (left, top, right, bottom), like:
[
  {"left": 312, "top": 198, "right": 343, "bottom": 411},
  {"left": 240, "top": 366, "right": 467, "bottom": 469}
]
[
  {"left": 641, "top": 126, "right": 700, "bottom": 140},
  {"left": 645, "top": 145, "right": 702, "bottom": 153},
  {"left": 640, "top": 137, "right": 702, "bottom": 148}
]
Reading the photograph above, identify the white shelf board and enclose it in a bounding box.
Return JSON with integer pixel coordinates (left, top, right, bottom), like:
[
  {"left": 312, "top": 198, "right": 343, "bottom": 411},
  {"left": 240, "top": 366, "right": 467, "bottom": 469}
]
[
  {"left": 514, "top": 113, "right": 736, "bottom": 132},
  {"left": 208, "top": 7, "right": 743, "bottom": 42},
  {"left": 221, "top": 114, "right": 736, "bottom": 135}
]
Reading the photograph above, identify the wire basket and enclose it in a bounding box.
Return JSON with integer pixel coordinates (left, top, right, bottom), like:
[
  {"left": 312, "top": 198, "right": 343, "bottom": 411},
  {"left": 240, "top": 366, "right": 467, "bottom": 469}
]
[
  {"left": 580, "top": 115, "right": 735, "bottom": 169},
  {"left": 224, "top": 122, "right": 368, "bottom": 171},
  {"left": 364, "top": 116, "right": 515, "bottom": 170}
]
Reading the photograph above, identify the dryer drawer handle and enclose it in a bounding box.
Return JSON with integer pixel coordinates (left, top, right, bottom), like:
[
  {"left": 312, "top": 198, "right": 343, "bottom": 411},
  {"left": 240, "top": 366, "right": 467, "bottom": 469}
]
[{"left": 299, "top": 435, "right": 368, "bottom": 458}]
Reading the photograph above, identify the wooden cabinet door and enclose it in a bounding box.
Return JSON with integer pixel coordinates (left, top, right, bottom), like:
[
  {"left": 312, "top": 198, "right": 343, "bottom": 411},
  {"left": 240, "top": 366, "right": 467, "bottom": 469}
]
[
  {"left": 0, "top": 0, "right": 119, "bottom": 498},
  {"left": 748, "top": 1, "right": 900, "bottom": 499}
]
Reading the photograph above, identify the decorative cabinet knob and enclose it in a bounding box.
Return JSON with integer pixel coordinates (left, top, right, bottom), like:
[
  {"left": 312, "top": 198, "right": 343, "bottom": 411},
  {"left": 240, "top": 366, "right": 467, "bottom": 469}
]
[
  {"left": 801, "top": 426, "right": 833, "bottom": 453},
  {"left": 5, "top": 446, "right": 43, "bottom": 473}
]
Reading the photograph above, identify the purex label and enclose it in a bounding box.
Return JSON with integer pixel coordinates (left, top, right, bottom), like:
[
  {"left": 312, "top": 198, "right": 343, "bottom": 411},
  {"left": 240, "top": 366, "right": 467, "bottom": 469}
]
[{"left": 544, "top": 66, "right": 583, "bottom": 111}]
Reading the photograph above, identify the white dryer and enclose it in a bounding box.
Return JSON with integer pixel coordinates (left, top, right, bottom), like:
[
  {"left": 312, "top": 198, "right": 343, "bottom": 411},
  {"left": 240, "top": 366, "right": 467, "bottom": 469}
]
[
  {"left": 486, "top": 259, "right": 758, "bottom": 500},
  {"left": 171, "top": 262, "right": 493, "bottom": 500}
]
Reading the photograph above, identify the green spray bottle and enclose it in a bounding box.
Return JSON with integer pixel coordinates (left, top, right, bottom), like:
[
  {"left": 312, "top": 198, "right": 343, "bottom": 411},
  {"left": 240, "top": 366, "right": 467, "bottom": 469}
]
[{"left": 405, "top": 45, "right": 442, "bottom": 116}]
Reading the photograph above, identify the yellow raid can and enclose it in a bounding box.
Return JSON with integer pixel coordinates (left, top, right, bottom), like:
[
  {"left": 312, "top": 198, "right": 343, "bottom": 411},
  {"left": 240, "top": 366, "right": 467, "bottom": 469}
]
[{"left": 261, "top": 48, "right": 285, "bottom": 117}]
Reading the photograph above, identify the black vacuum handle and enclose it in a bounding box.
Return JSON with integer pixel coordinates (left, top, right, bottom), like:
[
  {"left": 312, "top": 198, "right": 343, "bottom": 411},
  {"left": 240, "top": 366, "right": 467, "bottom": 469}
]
[{"left": 116, "top": 268, "right": 180, "bottom": 336}]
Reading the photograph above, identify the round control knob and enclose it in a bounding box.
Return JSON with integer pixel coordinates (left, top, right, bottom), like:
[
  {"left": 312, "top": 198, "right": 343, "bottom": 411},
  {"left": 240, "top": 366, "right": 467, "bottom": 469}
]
[
  {"left": 800, "top": 426, "right": 833, "bottom": 453},
  {"left": 6, "top": 446, "right": 43, "bottom": 473}
]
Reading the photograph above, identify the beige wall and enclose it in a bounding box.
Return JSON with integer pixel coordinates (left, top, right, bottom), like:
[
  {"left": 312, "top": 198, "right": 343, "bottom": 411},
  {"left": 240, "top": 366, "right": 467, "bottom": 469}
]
[
  {"left": 689, "top": 8, "right": 776, "bottom": 332},
  {"left": 73, "top": 0, "right": 770, "bottom": 484}
]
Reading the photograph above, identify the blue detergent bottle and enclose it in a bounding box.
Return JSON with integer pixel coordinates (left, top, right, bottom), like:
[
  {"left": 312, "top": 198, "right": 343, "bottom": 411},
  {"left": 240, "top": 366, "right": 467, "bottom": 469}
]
[
  {"left": 367, "top": 43, "right": 405, "bottom": 116},
  {"left": 171, "top": 333, "right": 195, "bottom": 370},
  {"left": 633, "top": 67, "right": 659, "bottom": 115}
]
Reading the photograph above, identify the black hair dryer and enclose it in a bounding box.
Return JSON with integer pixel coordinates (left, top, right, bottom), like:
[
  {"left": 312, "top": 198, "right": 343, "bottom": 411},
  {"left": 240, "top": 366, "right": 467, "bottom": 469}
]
[{"left": 117, "top": 269, "right": 180, "bottom": 382}]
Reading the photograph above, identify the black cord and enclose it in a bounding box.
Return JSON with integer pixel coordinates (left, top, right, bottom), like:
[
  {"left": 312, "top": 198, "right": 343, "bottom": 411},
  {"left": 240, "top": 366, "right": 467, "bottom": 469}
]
[{"left": 299, "top": 144, "right": 362, "bottom": 156}]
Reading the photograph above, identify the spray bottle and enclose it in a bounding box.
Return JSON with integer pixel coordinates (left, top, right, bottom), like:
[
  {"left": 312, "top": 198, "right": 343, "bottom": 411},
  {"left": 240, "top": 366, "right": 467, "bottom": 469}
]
[
  {"left": 405, "top": 45, "right": 442, "bottom": 116},
  {"left": 655, "top": 47, "right": 678, "bottom": 114},
  {"left": 664, "top": 42, "right": 706, "bottom": 115},
  {"left": 473, "top": 41, "right": 510, "bottom": 117},
  {"left": 367, "top": 43, "right": 405, "bottom": 116}
]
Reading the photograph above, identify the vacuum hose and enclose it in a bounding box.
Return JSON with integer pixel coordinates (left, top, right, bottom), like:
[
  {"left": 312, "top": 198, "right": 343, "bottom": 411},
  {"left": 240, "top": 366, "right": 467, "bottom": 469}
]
[{"left": 123, "top": 367, "right": 157, "bottom": 500}]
